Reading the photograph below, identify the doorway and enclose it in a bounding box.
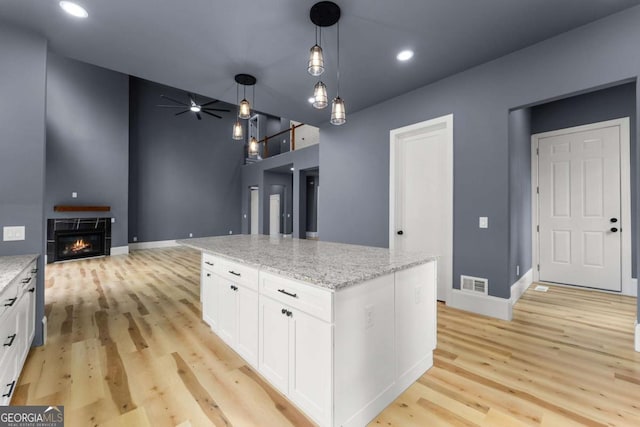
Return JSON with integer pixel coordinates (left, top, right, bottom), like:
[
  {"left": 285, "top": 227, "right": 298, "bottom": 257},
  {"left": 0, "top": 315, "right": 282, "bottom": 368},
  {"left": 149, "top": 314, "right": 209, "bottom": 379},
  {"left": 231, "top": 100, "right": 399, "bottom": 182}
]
[
  {"left": 269, "top": 194, "right": 281, "bottom": 236},
  {"left": 390, "top": 114, "right": 453, "bottom": 302},
  {"left": 532, "top": 118, "right": 631, "bottom": 292},
  {"left": 250, "top": 187, "right": 259, "bottom": 235}
]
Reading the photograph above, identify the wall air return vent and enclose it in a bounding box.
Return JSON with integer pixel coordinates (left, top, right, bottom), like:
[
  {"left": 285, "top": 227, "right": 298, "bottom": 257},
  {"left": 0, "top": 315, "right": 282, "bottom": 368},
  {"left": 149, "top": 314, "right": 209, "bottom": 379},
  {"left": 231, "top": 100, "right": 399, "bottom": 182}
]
[{"left": 460, "top": 275, "right": 488, "bottom": 295}]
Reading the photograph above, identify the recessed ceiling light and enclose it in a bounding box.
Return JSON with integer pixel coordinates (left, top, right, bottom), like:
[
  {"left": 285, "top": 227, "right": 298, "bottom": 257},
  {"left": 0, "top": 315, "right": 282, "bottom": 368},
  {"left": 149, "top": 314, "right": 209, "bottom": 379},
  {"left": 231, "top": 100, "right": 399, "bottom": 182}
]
[
  {"left": 190, "top": 106, "right": 201, "bottom": 112},
  {"left": 290, "top": 167, "right": 295, "bottom": 171},
  {"left": 60, "top": 1, "right": 88, "bottom": 18},
  {"left": 308, "top": 97, "right": 315, "bottom": 104},
  {"left": 397, "top": 50, "right": 414, "bottom": 61}
]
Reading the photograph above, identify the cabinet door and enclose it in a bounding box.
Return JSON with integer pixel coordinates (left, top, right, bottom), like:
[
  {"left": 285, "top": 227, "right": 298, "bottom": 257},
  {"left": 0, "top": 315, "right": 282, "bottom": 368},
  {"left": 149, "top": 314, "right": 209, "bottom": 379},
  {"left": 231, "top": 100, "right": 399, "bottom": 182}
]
[
  {"left": 201, "top": 270, "right": 219, "bottom": 331},
  {"left": 258, "top": 296, "right": 290, "bottom": 394},
  {"left": 25, "top": 285, "right": 36, "bottom": 346},
  {"left": 218, "top": 282, "right": 238, "bottom": 345},
  {"left": 15, "top": 293, "right": 30, "bottom": 364},
  {"left": 235, "top": 286, "right": 259, "bottom": 367},
  {"left": 289, "top": 309, "right": 332, "bottom": 425}
]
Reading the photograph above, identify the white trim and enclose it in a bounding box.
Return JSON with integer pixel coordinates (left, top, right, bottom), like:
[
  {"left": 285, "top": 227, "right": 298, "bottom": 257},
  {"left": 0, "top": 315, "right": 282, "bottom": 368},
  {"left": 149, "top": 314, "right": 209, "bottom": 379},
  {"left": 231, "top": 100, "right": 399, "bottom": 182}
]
[
  {"left": 531, "top": 118, "right": 633, "bottom": 295},
  {"left": 510, "top": 268, "right": 533, "bottom": 305},
  {"left": 635, "top": 321, "right": 640, "bottom": 352},
  {"left": 389, "top": 114, "right": 453, "bottom": 303},
  {"left": 129, "top": 239, "right": 179, "bottom": 250},
  {"left": 449, "top": 289, "right": 512, "bottom": 321},
  {"left": 110, "top": 245, "right": 129, "bottom": 256}
]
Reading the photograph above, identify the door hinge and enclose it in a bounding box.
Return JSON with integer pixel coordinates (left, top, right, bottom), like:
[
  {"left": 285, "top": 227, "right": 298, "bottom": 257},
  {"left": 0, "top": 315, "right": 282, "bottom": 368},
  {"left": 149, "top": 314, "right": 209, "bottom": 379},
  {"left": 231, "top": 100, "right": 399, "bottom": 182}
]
[
  {"left": 537, "top": 264, "right": 540, "bottom": 271},
  {"left": 536, "top": 186, "right": 539, "bottom": 194},
  {"left": 536, "top": 148, "right": 539, "bottom": 155},
  {"left": 536, "top": 225, "right": 539, "bottom": 232}
]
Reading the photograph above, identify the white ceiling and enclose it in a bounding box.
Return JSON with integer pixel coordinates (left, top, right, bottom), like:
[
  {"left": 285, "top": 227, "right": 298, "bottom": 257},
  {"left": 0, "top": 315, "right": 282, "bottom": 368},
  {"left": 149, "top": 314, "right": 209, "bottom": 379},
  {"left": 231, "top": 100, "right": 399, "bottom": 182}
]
[{"left": 2, "top": 0, "right": 639, "bottom": 125}]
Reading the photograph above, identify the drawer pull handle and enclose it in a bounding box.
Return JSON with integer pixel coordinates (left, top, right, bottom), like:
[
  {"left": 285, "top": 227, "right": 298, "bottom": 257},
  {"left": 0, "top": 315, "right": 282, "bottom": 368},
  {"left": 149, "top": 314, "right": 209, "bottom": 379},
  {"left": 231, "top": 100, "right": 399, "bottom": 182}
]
[
  {"left": 230, "top": 285, "right": 238, "bottom": 291},
  {"left": 281, "top": 308, "right": 287, "bottom": 314},
  {"left": 31, "top": 268, "right": 38, "bottom": 274},
  {"left": 28, "top": 288, "right": 35, "bottom": 293},
  {"left": 4, "top": 298, "right": 17, "bottom": 307},
  {"left": 277, "top": 289, "right": 298, "bottom": 298},
  {"left": 228, "top": 270, "right": 241, "bottom": 277},
  {"left": 22, "top": 277, "right": 32, "bottom": 284},
  {"left": 2, "top": 381, "right": 15, "bottom": 398},
  {"left": 4, "top": 334, "right": 16, "bottom": 347},
  {"left": 204, "top": 261, "right": 214, "bottom": 266},
  {"left": 281, "top": 309, "right": 292, "bottom": 317},
  {"left": 206, "top": 273, "right": 211, "bottom": 277}
]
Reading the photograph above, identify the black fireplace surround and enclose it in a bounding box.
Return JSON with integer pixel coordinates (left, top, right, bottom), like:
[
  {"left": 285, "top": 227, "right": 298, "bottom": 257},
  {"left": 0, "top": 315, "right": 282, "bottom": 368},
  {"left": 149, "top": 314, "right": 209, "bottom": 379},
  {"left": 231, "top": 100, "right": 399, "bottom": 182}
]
[{"left": 47, "top": 218, "right": 111, "bottom": 263}]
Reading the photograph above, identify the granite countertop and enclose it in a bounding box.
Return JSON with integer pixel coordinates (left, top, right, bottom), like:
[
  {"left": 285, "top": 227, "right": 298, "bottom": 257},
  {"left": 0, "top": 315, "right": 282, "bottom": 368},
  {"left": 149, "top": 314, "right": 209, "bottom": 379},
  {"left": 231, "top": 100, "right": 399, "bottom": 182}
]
[
  {"left": 0, "top": 254, "right": 38, "bottom": 294},
  {"left": 177, "top": 235, "right": 435, "bottom": 290}
]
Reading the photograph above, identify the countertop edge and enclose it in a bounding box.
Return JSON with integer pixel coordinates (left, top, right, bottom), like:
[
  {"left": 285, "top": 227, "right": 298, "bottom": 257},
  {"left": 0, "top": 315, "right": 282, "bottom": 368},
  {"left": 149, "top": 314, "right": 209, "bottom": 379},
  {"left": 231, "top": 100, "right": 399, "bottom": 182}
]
[{"left": 0, "top": 254, "right": 39, "bottom": 294}]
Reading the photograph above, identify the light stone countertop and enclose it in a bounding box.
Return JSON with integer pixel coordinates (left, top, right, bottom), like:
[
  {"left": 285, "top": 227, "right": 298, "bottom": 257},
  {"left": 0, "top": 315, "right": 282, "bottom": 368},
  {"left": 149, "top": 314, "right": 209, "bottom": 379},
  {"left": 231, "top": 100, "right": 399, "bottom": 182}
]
[
  {"left": 0, "top": 254, "right": 38, "bottom": 294},
  {"left": 177, "top": 235, "right": 435, "bottom": 290}
]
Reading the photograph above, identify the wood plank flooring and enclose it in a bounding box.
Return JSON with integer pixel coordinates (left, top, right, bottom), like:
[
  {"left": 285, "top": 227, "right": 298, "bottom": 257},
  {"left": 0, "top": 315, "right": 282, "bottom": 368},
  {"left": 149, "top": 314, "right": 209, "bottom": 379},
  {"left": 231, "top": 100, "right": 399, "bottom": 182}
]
[{"left": 14, "top": 248, "right": 640, "bottom": 426}]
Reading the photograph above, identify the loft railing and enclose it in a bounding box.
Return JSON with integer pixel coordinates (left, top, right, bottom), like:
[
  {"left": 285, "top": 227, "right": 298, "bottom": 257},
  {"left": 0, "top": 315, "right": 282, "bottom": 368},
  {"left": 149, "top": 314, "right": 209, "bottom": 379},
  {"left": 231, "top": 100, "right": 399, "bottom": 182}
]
[{"left": 247, "top": 123, "right": 306, "bottom": 162}]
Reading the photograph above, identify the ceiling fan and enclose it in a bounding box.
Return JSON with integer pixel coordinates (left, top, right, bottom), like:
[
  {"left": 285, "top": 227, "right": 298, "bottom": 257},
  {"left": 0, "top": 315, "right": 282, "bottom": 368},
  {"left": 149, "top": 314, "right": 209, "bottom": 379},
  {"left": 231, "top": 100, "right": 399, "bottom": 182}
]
[{"left": 157, "top": 93, "right": 230, "bottom": 120}]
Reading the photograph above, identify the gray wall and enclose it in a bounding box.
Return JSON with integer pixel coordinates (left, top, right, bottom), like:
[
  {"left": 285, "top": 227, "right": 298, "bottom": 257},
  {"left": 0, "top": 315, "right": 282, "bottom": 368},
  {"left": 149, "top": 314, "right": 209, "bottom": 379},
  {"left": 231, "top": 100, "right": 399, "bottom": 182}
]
[
  {"left": 240, "top": 144, "right": 319, "bottom": 236},
  {"left": 318, "top": 7, "right": 640, "bottom": 304},
  {"left": 0, "top": 22, "right": 47, "bottom": 345},
  {"left": 508, "top": 108, "right": 532, "bottom": 284},
  {"left": 530, "top": 82, "right": 637, "bottom": 277},
  {"left": 45, "top": 53, "right": 130, "bottom": 247},
  {"left": 128, "top": 78, "right": 244, "bottom": 242}
]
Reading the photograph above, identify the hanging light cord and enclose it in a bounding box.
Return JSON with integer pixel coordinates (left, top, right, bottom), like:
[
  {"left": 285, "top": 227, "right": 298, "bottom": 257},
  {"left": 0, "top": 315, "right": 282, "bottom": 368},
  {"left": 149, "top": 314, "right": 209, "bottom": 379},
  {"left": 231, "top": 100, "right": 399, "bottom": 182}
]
[
  {"left": 336, "top": 22, "right": 340, "bottom": 96},
  {"left": 236, "top": 83, "right": 240, "bottom": 115}
]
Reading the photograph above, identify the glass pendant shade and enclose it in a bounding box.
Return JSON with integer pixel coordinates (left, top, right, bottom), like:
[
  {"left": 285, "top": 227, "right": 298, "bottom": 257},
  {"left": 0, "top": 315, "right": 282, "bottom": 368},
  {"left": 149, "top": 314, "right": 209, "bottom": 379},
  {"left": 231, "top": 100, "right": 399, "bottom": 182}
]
[
  {"left": 238, "top": 99, "right": 251, "bottom": 119},
  {"left": 232, "top": 120, "right": 243, "bottom": 140},
  {"left": 330, "top": 96, "right": 346, "bottom": 125},
  {"left": 308, "top": 44, "right": 325, "bottom": 76},
  {"left": 248, "top": 136, "right": 259, "bottom": 156},
  {"left": 312, "top": 81, "right": 328, "bottom": 109}
]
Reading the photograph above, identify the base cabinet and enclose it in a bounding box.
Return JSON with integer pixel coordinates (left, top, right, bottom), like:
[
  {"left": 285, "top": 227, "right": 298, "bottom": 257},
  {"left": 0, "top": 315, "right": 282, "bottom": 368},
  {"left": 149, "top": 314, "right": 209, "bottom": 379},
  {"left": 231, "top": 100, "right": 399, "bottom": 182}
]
[{"left": 200, "top": 253, "right": 436, "bottom": 427}]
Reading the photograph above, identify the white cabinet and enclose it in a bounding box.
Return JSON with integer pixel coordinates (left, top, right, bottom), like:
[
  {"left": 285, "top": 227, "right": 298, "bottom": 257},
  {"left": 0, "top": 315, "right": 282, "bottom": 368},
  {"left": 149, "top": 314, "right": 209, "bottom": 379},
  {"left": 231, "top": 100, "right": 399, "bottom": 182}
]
[
  {"left": 0, "top": 257, "right": 38, "bottom": 406},
  {"left": 235, "top": 285, "right": 259, "bottom": 365},
  {"left": 201, "top": 268, "right": 219, "bottom": 331},
  {"left": 258, "top": 295, "right": 290, "bottom": 393}
]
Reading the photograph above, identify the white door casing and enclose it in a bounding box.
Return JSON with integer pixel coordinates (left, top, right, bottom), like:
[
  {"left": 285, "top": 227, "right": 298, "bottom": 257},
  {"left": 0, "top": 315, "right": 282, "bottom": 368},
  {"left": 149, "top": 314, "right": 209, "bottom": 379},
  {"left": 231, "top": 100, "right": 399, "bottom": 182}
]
[
  {"left": 270, "top": 194, "right": 281, "bottom": 236},
  {"left": 250, "top": 188, "right": 259, "bottom": 235},
  {"left": 390, "top": 114, "right": 453, "bottom": 302},
  {"left": 533, "top": 118, "right": 631, "bottom": 293}
]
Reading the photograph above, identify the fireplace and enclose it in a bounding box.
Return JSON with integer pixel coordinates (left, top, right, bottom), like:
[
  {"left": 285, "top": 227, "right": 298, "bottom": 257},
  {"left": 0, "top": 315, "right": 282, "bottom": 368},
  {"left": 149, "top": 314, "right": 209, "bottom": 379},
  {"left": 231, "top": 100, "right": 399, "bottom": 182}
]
[{"left": 47, "top": 218, "right": 111, "bottom": 263}]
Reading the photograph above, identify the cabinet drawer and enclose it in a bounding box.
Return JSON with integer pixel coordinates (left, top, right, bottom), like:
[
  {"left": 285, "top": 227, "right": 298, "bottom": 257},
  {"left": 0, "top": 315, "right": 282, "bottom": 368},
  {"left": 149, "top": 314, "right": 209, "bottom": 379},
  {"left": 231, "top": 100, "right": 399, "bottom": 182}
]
[
  {"left": 218, "top": 259, "right": 259, "bottom": 292},
  {"left": 17, "top": 261, "right": 37, "bottom": 293},
  {"left": 202, "top": 253, "right": 226, "bottom": 276},
  {"left": 0, "top": 308, "right": 18, "bottom": 369},
  {"left": 260, "top": 272, "right": 333, "bottom": 323}
]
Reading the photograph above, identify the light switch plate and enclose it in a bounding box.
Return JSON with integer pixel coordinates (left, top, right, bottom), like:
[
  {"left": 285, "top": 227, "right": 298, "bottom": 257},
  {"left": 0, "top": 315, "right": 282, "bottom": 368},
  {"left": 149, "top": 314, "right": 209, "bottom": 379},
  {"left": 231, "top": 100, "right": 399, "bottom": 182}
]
[
  {"left": 72, "top": 192, "right": 78, "bottom": 198},
  {"left": 3, "top": 226, "right": 25, "bottom": 241},
  {"left": 479, "top": 217, "right": 488, "bottom": 228}
]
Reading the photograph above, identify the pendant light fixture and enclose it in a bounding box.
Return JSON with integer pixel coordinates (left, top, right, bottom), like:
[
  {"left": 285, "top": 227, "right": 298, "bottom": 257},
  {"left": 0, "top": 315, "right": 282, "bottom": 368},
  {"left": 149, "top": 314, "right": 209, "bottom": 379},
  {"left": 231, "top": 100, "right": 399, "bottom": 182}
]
[
  {"left": 309, "top": 2, "right": 344, "bottom": 123},
  {"left": 330, "top": 21, "right": 346, "bottom": 125},
  {"left": 231, "top": 73, "right": 257, "bottom": 141},
  {"left": 308, "top": 26, "right": 324, "bottom": 76},
  {"left": 248, "top": 136, "right": 259, "bottom": 156}
]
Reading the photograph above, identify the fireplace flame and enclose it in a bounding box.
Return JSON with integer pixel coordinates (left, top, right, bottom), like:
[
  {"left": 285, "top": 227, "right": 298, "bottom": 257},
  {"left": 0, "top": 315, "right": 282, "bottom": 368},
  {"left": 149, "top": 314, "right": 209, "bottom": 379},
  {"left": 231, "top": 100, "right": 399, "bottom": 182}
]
[{"left": 70, "top": 239, "right": 91, "bottom": 253}]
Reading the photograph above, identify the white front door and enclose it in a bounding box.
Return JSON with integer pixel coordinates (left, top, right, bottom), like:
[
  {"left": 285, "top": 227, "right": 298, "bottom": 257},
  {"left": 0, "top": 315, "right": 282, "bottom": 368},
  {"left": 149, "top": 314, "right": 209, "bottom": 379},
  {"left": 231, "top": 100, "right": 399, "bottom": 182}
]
[
  {"left": 270, "top": 194, "right": 281, "bottom": 236},
  {"left": 390, "top": 115, "right": 453, "bottom": 302},
  {"left": 250, "top": 188, "right": 259, "bottom": 235},
  {"left": 537, "top": 124, "right": 622, "bottom": 291}
]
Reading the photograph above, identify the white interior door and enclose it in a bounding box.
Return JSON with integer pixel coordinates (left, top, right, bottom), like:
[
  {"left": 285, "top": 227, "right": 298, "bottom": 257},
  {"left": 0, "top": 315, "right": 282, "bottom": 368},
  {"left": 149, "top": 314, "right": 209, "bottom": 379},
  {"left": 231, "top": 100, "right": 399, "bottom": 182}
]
[
  {"left": 270, "top": 194, "right": 281, "bottom": 236},
  {"left": 250, "top": 188, "right": 259, "bottom": 235},
  {"left": 537, "top": 125, "right": 621, "bottom": 291},
  {"left": 390, "top": 115, "right": 453, "bottom": 302}
]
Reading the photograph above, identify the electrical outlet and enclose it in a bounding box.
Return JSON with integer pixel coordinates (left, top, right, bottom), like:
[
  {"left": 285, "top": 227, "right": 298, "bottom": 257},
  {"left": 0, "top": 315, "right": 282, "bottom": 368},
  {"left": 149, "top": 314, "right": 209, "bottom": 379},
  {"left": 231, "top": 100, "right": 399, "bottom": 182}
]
[
  {"left": 189, "top": 233, "right": 193, "bottom": 238},
  {"left": 133, "top": 236, "right": 138, "bottom": 242},
  {"left": 364, "top": 305, "right": 374, "bottom": 329},
  {"left": 3, "top": 226, "right": 25, "bottom": 241},
  {"left": 229, "top": 230, "right": 233, "bottom": 234},
  {"left": 479, "top": 217, "right": 488, "bottom": 228},
  {"left": 516, "top": 265, "right": 520, "bottom": 276},
  {"left": 72, "top": 192, "right": 78, "bottom": 198},
  {"left": 111, "top": 217, "right": 116, "bottom": 223},
  {"left": 243, "top": 214, "right": 247, "bottom": 218}
]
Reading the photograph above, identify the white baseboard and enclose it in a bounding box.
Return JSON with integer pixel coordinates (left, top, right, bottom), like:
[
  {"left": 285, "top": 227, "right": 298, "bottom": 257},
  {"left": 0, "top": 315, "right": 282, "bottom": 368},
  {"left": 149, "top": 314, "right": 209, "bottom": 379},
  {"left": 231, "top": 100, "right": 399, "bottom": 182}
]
[
  {"left": 110, "top": 245, "right": 130, "bottom": 256},
  {"left": 623, "top": 278, "right": 638, "bottom": 297},
  {"left": 449, "top": 289, "right": 512, "bottom": 321},
  {"left": 510, "top": 269, "right": 533, "bottom": 305},
  {"left": 128, "top": 239, "right": 179, "bottom": 250},
  {"left": 635, "top": 321, "right": 640, "bottom": 352}
]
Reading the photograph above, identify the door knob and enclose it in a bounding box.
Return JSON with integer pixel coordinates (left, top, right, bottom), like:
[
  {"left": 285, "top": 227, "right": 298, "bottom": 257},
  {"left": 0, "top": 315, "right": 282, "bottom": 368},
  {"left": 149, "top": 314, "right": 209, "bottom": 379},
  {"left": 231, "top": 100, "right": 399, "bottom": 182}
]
[
  {"left": 397, "top": 230, "right": 404, "bottom": 235},
  {"left": 610, "top": 227, "right": 618, "bottom": 233},
  {"left": 610, "top": 218, "right": 618, "bottom": 223}
]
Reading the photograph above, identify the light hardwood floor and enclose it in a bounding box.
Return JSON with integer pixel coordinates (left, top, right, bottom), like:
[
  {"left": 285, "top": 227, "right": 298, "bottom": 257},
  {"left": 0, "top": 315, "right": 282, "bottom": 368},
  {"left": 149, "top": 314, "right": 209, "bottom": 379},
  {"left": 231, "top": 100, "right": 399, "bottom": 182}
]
[{"left": 14, "top": 247, "right": 640, "bottom": 426}]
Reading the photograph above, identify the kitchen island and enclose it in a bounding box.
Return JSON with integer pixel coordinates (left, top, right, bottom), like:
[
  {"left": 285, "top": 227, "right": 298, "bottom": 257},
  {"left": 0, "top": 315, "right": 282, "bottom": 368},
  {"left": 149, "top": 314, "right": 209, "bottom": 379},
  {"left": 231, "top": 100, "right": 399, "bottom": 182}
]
[{"left": 179, "top": 235, "right": 436, "bottom": 427}]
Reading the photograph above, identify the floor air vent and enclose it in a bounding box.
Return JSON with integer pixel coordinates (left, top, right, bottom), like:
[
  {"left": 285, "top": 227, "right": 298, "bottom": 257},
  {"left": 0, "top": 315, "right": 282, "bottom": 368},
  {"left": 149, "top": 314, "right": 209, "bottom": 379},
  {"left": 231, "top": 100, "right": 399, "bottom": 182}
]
[{"left": 460, "top": 275, "right": 488, "bottom": 295}]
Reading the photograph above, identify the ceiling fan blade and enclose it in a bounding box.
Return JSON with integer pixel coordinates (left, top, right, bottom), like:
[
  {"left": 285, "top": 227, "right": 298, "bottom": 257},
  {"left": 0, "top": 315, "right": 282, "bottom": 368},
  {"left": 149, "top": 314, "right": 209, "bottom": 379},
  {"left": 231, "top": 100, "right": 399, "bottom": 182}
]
[
  {"left": 161, "top": 95, "right": 188, "bottom": 106},
  {"left": 157, "top": 105, "right": 190, "bottom": 108},
  {"left": 202, "top": 110, "right": 223, "bottom": 119},
  {"left": 196, "top": 112, "right": 202, "bottom": 120},
  {"left": 200, "top": 100, "right": 220, "bottom": 107},
  {"left": 202, "top": 107, "right": 230, "bottom": 112},
  {"left": 175, "top": 110, "right": 189, "bottom": 116}
]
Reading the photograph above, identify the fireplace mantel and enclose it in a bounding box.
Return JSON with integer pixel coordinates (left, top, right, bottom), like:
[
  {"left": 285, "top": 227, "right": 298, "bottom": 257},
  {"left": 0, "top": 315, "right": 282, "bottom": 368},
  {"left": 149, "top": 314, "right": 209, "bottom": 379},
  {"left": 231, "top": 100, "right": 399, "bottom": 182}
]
[{"left": 54, "top": 205, "right": 111, "bottom": 212}]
